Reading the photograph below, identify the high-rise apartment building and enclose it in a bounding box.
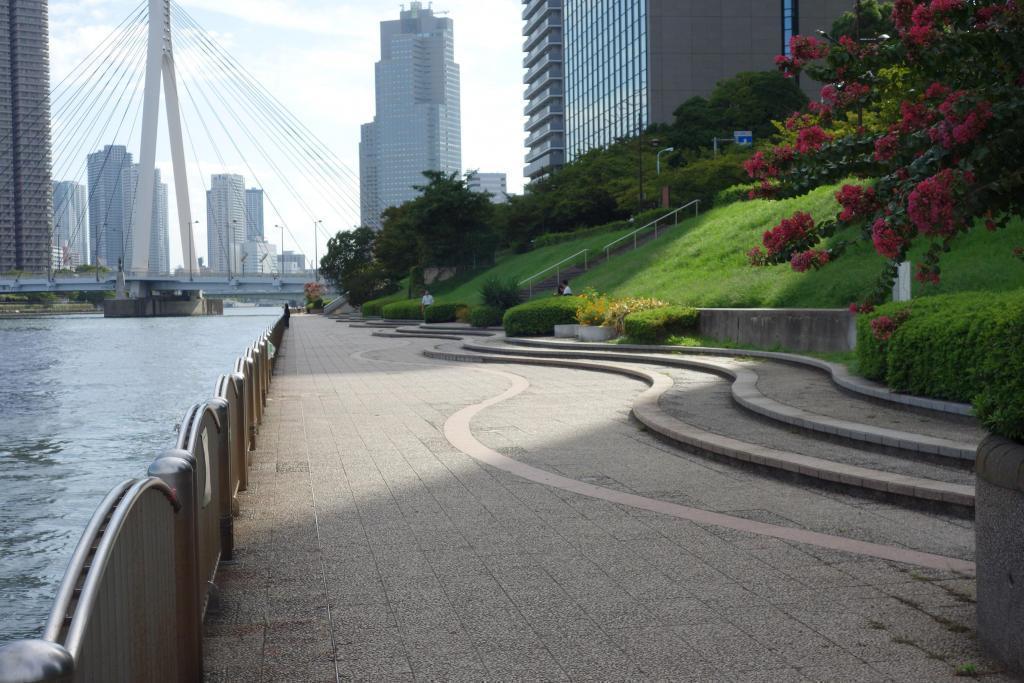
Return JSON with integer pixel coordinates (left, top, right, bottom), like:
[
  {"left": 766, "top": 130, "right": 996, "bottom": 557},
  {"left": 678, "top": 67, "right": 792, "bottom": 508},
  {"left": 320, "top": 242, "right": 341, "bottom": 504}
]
[
  {"left": 206, "top": 173, "right": 245, "bottom": 275},
  {"left": 522, "top": 0, "right": 565, "bottom": 180},
  {"left": 121, "top": 164, "right": 169, "bottom": 275},
  {"left": 0, "top": 0, "right": 52, "bottom": 273},
  {"left": 360, "top": 2, "right": 461, "bottom": 229},
  {"left": 52, "top": 180, "right": 88, "bottom": 268},
  {"left": 538, "top": 0, "right": 851, "bottom": 164},
  {"left": 467, "top": 172, "right": 509, "bottom": 204},
  {"left": 245, "top": 187, "right": 264, "bottom": 240},
  {"left": 87, "top": 145, "right": 133, "bottom": 270}
]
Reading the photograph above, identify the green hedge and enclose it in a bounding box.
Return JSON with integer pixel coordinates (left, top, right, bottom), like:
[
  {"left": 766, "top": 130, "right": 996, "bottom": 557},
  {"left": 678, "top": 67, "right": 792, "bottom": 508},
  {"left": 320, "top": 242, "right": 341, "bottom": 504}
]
[
  {"left": 623, "top": 306, "right": 700, "bottom": 344},
  {"left": 503, "top": 297, "right": 582, "bottom": 336},
  {"left": 856, "top": 290, "right": 1024, "bottom": 440},
  {"left": 714, "top": 182, "right": 758, "bottom": 207},
  {"left": 470, "top": 305, "right": 503, "bottom": 328},
  {"left": 424, "top": 302, "right": 467, "bottom": 324},
  {"left": 382, "top": 300, "right": 423, "bottom": 320},
  {"left": 361, "top": 300, "right": 385, "bottom": 317}
]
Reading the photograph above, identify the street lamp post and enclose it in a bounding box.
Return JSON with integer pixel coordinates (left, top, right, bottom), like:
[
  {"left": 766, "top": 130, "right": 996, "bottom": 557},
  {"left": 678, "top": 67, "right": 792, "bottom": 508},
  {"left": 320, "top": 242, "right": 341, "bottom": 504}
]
[
  {"left": 656, "top": 147, "right": 675, "bottom": 176},
  {"left": 314, "top": 219, "right": 323, "bottom": 282},
  {"left": 276, "top": 224, "right": 284, "bottom": 276}
]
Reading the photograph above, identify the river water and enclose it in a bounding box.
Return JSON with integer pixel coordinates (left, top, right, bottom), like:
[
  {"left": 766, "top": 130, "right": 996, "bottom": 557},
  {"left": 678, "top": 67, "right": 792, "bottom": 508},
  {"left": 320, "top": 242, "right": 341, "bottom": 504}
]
[{"left": 0, "top": 308, "right": 281, "bottom": 643}]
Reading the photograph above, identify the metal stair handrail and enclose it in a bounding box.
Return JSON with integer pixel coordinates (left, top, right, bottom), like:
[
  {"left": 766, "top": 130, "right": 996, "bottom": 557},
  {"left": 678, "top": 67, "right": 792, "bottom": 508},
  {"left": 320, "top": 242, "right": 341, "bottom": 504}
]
[
  {"left": 518, "top": 249, "right": 590, "bottom": 297},
  {"left": 602, "top": 199, "right": 701, "bottom": 259}
]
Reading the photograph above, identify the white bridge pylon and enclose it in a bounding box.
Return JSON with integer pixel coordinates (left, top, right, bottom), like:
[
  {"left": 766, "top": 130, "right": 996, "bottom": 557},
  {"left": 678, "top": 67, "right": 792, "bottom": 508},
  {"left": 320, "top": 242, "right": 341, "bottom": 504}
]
[{"left": 129, "top": 0, "right": 197, "bottom": 284}]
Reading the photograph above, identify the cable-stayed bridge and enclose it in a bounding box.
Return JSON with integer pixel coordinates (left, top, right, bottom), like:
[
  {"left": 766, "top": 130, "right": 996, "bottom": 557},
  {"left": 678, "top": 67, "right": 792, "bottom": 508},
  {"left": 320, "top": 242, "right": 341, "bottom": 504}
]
[{"left": 1, "top": 0, "right": 358, "bottom": 300}]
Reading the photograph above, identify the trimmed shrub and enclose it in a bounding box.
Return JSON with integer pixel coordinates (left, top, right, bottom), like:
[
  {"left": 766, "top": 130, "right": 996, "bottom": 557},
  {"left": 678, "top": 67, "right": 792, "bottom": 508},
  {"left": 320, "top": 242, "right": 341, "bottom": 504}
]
[
  {"left": 361, "top": 298, "right": 389, "bottom": 317},
  {"left": 479, "top": 277, "right": 522, "bottom": 311},
  {"left": 382, "top": 300, "right": 423, "bottom": 320},
  {"left": 424, "top": 302, "right": 468, "bottom": 324},
  {"left": 856, "top": 290, "right": 1024, "bottom": 440},
  {"left": 455, "top": 304, "right": 472, "bottom": 324},
  {"left": 503, "top": 297, "right": 582, "bottom": 337},
  {"left": 623, "top": 306, "right": 700, "bottom": 343},
  {"left": 470, "top": 305, "right": 503, "bottom": 328},
  {"left": 714, "top": 182, "right": 759, "bottom": 207}
]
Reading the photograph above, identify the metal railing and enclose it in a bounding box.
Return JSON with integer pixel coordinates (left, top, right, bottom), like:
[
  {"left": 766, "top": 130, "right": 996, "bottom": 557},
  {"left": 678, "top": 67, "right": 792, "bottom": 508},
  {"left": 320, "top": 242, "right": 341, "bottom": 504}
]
[
  {"left": 518, "top": 249, "right": 589, "bottom": 298},
  {"left": 601, "top": 200, "right": 701, "bottom": 260},
  {"left": 0, "top": 315, "right": 288, "bottom": 683}
]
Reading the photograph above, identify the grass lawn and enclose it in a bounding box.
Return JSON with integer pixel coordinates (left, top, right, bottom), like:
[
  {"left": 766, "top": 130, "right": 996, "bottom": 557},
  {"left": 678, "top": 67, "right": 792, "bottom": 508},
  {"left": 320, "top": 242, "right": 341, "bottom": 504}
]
[{"left": 572, "top": 184, "right": 1024, "bottom": 308}]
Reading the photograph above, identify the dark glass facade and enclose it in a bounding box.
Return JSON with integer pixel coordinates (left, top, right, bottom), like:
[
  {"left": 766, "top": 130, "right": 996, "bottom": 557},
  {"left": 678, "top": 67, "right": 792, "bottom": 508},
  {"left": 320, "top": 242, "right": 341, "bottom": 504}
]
[
  {"left": 782, "top": 0, "right": 798, "bottom": 55},
  {"left": 563, "top": 0, "right": 647, "bottom": 161}
]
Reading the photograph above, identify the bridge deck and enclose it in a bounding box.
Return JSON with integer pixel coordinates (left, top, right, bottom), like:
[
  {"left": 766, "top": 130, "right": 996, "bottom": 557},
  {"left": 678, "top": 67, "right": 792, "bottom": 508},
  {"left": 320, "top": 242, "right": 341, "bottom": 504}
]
[{"left": 203, "top": 316, "right": 1002, "bottom": 681}]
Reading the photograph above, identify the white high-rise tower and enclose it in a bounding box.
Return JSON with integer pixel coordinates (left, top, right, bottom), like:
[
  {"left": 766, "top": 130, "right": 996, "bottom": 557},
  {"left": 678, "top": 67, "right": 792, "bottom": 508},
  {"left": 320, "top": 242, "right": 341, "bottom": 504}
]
[
  {"left": 206, "top": 173, "right": 245, "bottom": 275},
  {"left": 359, "top": 1, "right": 461, "bottom": 229}
]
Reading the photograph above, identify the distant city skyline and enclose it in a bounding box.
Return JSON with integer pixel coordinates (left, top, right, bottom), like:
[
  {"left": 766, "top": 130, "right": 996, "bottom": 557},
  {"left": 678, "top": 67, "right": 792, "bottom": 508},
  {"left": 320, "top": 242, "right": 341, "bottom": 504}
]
[{"left": 49, "top": 0, "right": 526, "bottom": 271}]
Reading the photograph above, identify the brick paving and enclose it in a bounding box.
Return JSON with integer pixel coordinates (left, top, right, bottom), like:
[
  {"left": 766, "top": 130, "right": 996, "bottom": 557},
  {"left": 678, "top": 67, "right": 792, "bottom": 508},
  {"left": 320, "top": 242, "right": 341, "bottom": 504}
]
[{"left": 204, "top": 317, "right": 1011, "bottom": 682}]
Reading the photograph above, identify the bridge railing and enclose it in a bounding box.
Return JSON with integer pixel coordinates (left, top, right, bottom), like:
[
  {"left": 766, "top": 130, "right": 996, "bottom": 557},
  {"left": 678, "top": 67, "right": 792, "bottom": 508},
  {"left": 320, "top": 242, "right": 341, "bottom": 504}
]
[{"left": 0, "top": 315, "right": 287, "bottom": 682}]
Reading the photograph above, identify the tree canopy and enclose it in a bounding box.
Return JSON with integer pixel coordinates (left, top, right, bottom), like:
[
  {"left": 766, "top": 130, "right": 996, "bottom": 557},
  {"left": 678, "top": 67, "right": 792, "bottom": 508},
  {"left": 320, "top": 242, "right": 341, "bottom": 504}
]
[{"left": 746, "top": 0, "right": 1024, "bottom": 305}]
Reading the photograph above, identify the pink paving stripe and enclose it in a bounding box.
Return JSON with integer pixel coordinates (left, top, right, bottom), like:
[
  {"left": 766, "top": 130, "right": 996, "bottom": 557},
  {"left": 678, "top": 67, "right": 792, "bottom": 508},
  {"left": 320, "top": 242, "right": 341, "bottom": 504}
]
[{"left": 444, "top": 367, "right": 977, "bottom": 577}]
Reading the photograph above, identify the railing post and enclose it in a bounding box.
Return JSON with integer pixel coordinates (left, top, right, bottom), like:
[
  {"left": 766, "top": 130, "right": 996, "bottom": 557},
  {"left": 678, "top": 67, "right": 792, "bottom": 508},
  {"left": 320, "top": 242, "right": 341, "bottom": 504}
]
[
  {"left": 208, "top": 397, "right": 234, "bottom": 564},
  {"left": 230, "top": 372, "right": 247, "bottom": 489},
  {"left": 584, "top": 250, "right": 588, "bottom": 270},
  {"left": 148, "top": 450, "right": 201, "bottom": 683},
  {"left": 634, "top": 232, "right": 638, "bottom": 250}
]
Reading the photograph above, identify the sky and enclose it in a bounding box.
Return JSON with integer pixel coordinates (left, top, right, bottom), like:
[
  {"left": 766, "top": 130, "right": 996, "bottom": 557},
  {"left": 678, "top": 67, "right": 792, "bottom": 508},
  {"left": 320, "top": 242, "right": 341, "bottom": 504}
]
[{"left": 48, "top": 0, "right": 527, "bottom": 272}]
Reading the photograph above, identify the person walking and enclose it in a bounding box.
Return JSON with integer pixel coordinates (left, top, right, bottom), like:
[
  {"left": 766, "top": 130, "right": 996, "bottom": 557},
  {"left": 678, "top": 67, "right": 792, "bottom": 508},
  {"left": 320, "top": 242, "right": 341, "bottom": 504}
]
[
  {"left": 420, "top": 289, "right": 434, "bottom": 318},
  {"left": 283, "top": 302, "right": 290, "bottom": 328}
]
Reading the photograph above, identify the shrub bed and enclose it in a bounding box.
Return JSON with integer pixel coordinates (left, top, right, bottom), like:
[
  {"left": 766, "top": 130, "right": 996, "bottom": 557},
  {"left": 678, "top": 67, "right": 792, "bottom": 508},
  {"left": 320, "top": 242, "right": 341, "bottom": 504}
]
[
  {"left": 856, "top": 290, "right": 1024, "bottom": 440},
  {"left": 623, "top": 306, "right": 700, "bottom": 343},
  {"left": 382, "top": 300, "right": 423, "bottom": 320},
  {"left": 424, "top": 303, "right": 467, "bottom": 324},
  {"left": 470, "top": 305, "right": 503, "bottom": 328},
  {"left": 361, "top": 299, "right": 386, "bottom": 317},
  {"left": 503, "top": 297, "right": 582, "bottom": 336}
]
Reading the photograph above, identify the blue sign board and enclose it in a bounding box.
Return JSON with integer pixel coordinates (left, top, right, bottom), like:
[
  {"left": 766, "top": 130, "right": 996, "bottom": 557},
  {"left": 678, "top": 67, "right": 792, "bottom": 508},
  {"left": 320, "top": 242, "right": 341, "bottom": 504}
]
[{"left": 734, "top": 130, "right": 753, "bottom": 145}]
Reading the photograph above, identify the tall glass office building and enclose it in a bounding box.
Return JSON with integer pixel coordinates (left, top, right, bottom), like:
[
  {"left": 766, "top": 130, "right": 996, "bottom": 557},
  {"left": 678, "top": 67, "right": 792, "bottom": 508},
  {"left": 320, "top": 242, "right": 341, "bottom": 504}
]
[
  {"left": 563, "top": 0, "right": 647, "bottom": 162},
  {"left": 545, "top": 0, "right": 852, "bottom": 165}
]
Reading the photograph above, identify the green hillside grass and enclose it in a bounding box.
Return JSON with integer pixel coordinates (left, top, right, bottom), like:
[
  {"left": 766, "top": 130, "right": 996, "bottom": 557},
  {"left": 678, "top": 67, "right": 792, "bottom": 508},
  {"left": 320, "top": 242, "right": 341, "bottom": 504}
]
[
  {"left": 572, "top": 184, "right": 1024, "bottom": 307},
  {"left": 366, "top": 225, "right": 640, "bottom": 309}
]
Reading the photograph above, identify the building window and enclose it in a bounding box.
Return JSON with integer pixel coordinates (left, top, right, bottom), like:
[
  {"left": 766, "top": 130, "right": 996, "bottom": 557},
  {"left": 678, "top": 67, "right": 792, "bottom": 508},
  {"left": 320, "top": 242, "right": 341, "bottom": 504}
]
[{"left": 782, "top": 0, "right": 798, "bottom": 56}]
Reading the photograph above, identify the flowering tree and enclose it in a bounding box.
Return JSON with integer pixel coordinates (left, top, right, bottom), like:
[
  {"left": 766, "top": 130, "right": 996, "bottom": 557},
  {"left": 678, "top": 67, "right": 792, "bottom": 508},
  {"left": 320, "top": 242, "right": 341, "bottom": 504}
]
[
  {"left": 745, "top": 1, "right": 1024, "bottom": 307},
  {"left": 303, "top": 281, "right": 325, "bottom": 305}
]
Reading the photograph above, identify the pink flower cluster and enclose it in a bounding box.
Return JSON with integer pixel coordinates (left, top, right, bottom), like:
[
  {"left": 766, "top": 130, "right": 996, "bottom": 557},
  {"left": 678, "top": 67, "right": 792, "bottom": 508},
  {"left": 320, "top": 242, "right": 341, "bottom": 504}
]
[
  {"left": 775, "top": 35, "right": 829, "bottom": 77},
  {"left": 915, "top": 263, "right": 941, "bottom": 284},
  {"left": 743, "top": 151, "right": 775, "bottom": 180},
  {"left": 790, "top": 249, "right": 831, "bottom": 272},
  {"left": 835, "top": 185, "right": 879, "bottom": 222},
  {"left": 795, "top": 126, "right": 832, "bottom": 154},
  {"left": 848, "top": 303, "right": 876, "bottom": 315},
  {"left": 871, "top": 218, "right": 906, "bottom": 259},
  {"left": 762, "top": 212, "right": 816, "bottom": 256},
  {"left": 874, "top": 133, "right": 900, "bottom": 162},
  {"left": 871, "top": 315, "right": 901, "bottom": 341},
  {"left": 928, "top": 90, "right": 993, "bottom": 148},
  {"left": 907, "top": 170, "right": 962, "bottom": 236},
  {"left": 821, "top": 82, "right": 871, "bottom": 110}
]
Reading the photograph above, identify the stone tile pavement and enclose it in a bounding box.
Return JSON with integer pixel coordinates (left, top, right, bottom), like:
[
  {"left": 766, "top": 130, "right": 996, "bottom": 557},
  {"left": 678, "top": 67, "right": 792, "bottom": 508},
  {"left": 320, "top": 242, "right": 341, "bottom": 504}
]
[{"left": 203, "top": 317, "right": 1013, "bottom": 682}]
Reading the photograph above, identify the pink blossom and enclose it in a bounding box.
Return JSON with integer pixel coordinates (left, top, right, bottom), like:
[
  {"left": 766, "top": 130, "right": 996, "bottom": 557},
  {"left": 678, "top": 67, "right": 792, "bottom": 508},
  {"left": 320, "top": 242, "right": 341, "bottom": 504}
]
[
  {"left": 762, "top": 212, "right": 817, "bottom": 256},
  {"left": 874, "top": 133, "right": 900, "bottom": 162},
  {"left": 907, "top": 170, "right": 959, "bottom": 236},
  {"left": 835, "top": 185, "right": 879, "bottom": 223},
  {"left": 871, "top": 218, "right": 905, "bottom": 259},
  {"left": 790, "top": 249, "right": 831, "bottom": 273},
  {"left": 795, "top": 126, "right": 832, "bottom": 154}
]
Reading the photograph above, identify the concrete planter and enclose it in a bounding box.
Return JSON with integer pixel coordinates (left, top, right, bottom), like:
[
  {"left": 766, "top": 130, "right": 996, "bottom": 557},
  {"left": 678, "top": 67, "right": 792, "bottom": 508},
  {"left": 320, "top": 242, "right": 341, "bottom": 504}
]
[
  {"left": 577, "top": 325, "right": 617, "bottom": 342},
  {"left": 554, "top": 324, "right": 580, "bottom": 339},
  {"left": 975, "top": 433, "right": 1024, "bottom": 676}
]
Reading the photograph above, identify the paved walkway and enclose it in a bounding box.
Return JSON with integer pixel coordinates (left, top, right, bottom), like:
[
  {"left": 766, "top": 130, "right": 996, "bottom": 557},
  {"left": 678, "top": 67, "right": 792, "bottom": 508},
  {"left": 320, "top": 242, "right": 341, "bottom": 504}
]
[{"left": 204, "top": 317, "right": 1010, "bottom": 682}]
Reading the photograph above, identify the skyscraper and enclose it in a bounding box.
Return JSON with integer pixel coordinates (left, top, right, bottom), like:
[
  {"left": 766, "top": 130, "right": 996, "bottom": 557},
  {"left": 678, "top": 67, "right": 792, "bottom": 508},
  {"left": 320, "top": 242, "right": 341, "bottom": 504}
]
[
  {"left": 522, "top": 0, "right": 565, "bottom": 180},
  {"left": 0, "top": 0, "right": 52, "bottom": 273},
  {"left": 87, "top": 144, "right": 133, "bottom": 269},
  {"left": 555, "top": 0, "right": 851, "bottom": 163},
  {"left": 206, "top": 173, "right": 245, "bottom": 275},
  {"left": 52, "top": 180, "right": 88, "bottom": 268},
  {"left": 359, "top": 2, "right": 461, "bottom": 229},
  {"left": 121, "top": 164, "right": 169, "bottom": 275},
  {"left": 245, "top": 187, "right": 264, "bottom": 240},
  {"left": 467, "top": 172, "right": 509, "bottom": 204}
]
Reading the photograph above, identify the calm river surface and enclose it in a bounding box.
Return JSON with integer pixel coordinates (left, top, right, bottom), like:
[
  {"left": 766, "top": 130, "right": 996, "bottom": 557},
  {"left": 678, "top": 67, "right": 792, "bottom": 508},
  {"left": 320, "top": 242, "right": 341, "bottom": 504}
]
[{"left": 0, "top": 308, "right": 282, "bottom": 643}]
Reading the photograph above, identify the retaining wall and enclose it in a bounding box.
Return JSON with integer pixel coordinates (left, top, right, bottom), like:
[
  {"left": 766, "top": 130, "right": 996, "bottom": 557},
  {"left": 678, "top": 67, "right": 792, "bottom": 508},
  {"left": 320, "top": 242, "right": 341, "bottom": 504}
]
[{"left": 698, "top": 308, "right": 856, "bottom": 353}]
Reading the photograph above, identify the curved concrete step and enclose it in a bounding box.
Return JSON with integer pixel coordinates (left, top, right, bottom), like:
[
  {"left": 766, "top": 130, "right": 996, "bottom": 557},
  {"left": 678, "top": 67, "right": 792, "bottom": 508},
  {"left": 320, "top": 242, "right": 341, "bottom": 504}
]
[
  {"left": 421, "top": 345, "right": 974, "bottom": 512},
  {"left": 461, "top": 340, "right": 979, "bottom": 463},
  {"left": 502, "top": 337, "right": 973, "bottom": 417}
]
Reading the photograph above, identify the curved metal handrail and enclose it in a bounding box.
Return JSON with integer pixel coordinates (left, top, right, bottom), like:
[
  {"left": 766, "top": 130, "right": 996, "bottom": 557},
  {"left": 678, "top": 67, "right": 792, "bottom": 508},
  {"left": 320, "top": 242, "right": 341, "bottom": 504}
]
[
  {"left": 63, "top": 478, "right": 179, "bottom": 657},
  {"left": 42, "top": 481, "right": 135, "bottom": 643}
]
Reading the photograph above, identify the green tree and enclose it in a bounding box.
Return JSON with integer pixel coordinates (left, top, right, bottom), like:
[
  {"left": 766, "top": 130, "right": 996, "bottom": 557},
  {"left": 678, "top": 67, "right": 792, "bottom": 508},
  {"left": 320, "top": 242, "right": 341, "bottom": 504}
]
[
  {"left": 830, "top": 0, "right": 895, "bottom": 41},
  {"left": 408, "top": 171, "right": 497, "bottom": 268},
  {"left": 320, "top": 226, "right": 377, "bottom": 291},
  {"left": 374, "top": 203, "right": 419, "bottom": 278}
]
